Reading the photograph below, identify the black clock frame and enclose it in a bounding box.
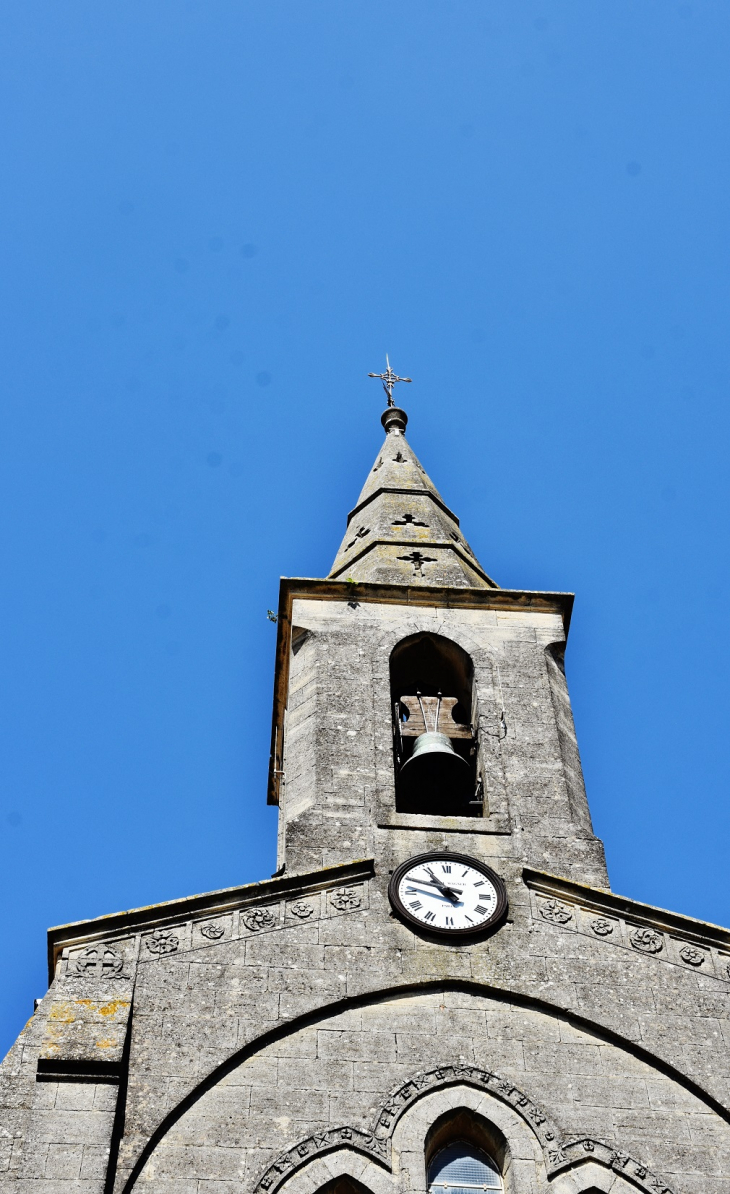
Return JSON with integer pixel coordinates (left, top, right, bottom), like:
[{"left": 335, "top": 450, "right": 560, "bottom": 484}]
[{"left": 388, "top": 850, "right": 508, "bottom": 939}]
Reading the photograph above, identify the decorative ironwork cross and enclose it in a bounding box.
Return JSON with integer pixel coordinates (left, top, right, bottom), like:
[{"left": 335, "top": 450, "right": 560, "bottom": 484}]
[{"left": 368, "top": 354, "right": 412, "bottom": 407}]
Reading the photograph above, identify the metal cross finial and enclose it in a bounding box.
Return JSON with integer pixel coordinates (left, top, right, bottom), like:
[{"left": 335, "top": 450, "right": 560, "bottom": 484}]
[{"left": 368, "top": 354, "right": 412, "bottom": 407}]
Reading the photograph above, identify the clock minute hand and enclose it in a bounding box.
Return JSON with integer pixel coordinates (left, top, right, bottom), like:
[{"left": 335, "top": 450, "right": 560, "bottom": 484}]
[{"left": 416, "top": 879, "right": 463, "bottom": 896}]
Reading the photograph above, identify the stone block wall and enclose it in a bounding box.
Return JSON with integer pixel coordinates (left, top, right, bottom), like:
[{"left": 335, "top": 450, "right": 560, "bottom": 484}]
[{"left": 280, "top": 598, "right": 606, "bottom": 888}]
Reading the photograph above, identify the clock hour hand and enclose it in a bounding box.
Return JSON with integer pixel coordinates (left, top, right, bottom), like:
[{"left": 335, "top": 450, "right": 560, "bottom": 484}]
[{"left": 424, "top": 867, "right": 461, "bottom": 903}]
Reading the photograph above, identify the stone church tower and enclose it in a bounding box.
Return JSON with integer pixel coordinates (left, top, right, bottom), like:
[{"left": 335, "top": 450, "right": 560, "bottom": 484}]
[{"left": 1, "top": 388, "right": 729, "bottom": 1194}]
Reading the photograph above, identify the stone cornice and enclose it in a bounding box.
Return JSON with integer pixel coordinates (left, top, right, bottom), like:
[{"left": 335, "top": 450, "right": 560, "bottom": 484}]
[
  {"left": 268, "top": 577, "right": 574, "bottom": 804},
  {"left": 329, "top": 536, "right": 494, "bottom": 587},
  {"left": 47, "top": 858, "right": 375, "bottom": 982},
  {"left": 346, "top": 484, "right": 459, "bottom": 527},
  {"left": 524, "top": 866, "right": 730, "bottom": 962}
]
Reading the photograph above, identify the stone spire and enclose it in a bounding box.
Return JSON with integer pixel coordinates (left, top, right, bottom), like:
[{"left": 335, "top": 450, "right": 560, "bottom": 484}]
[{"left": 329, "top": 404, "right": 498, "bottom": 588}]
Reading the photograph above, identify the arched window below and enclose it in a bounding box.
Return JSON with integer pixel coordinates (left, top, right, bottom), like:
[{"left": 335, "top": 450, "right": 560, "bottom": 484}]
[
  {"left": 428, "top": 1141, "right": 502, "bottom": 1194},
  {"left": 315, "top": 1180, "right": 372, "bottom": 1194}
]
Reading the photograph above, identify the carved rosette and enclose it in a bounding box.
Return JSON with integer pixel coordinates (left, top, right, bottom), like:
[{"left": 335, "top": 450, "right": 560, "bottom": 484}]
[
  {"left": 145, "top": 929, "right": 179, "bottom": 956},
  {"left": 539, "top": 898, "right": 573, "bottom": 925},
  {"left": 330, "top": 887, "right": 362, "bottom": 912},
  {"left": 590, "top": 917, "right": 614, "bottom": 936},
  {"left": 242, "top": 907, "right": 276, "bottom": 932},
  {"left": 679, "top": 945, "right": 704, "bottom": 966},
  {"left": 200, "top": 921, "right": 225, "bottom": 940},
  {"left": 290, "top": 901, "right": 315, "bottom": 920},
  {"left": 630, "top": 927, "right": 664, "bottom": 954}
]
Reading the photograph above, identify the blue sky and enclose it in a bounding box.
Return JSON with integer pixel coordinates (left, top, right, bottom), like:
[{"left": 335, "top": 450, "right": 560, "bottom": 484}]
[{"left": 1, "top": 1, "right": 729, "bottom": 1055}]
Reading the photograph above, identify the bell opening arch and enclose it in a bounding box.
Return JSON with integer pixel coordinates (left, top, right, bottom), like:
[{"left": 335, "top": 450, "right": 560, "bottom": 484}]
[{"left": 389, "top": 632, "right": 480, "bottom": 815}]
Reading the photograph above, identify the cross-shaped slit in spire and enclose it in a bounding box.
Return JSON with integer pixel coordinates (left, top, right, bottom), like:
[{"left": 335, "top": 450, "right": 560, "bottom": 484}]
[
  {"left": 346, "top": 525, "right": 370, "bottom": 551},
  {"left": 397, "top": 550, "right": 436, "bottom": 577},
  {"left": 392, "top": 451, "right": 406, "bottom": 463},
  {"left": 392, "top": 513, "right": 428, "bottom": 527}
]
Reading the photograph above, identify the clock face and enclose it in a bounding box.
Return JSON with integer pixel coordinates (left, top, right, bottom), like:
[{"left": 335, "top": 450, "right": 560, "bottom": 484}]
[{"left": 388, "top": 852, "right": 507, "bottom": 938}]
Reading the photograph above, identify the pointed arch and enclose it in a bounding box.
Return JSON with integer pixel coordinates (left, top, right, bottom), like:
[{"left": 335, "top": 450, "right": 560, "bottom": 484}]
[{"left": 120, "top": 980, "right": 728, "bottom": 1194}]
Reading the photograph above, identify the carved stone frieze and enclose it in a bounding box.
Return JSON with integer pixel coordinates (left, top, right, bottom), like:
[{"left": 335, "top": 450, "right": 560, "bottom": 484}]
[
  {"left": 253, "top": 1065, "right": 670, "bottom": 1194},
  {"left": 527, "top": 879, "right": 730, "bottom": 983},
  {"left": 372, "top": 1065, "right": 560, "bottom": 1161},
  {"left": 58, "top": 869, "right": 372, "bottom": 974},
  {"left": 561, "top": 1139, "right": 675, "bottom": 1194},
  {"left": 255, "top": 1126, "right": 388, "bottom": 1194}
]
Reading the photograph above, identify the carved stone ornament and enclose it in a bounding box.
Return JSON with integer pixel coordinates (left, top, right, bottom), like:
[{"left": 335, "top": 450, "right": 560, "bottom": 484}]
[
  {"left": 256, "top": 1127, "right": 387, "bottom": 1193},
  {"left": 72, "top": 944, "right": 124, "bottom": 978},
  {"left": 145, "top": 929, "right": 179, "bottom": 955},
  {"left": 679, "top": 945, "right": 704, "bottom": 966},
  {"left": 560, "top": 1140, "right": 675, "bottom": 1194},
  {"left": 242, "top": 907, "right": 276, "bottom": 932},
  {"left": 290, "top": 901, "right": 315, "bottom": 919},
  {"left": 330, "top": 887, "right": 362, "bottom": 911},
  {"left": 590, "top": 917, "right": 614, "bottom": 936},
  {"left": 253, "top": 1066, "right": 670, "bottom": 1194},
  {"left": 200, "top": 921, "right": 225, "bottom": 940},
  {"left": 539, "top": 898, "right": 573, "bottom": 925},
  {"left": 630, "top": 927, "right": 664, "bottom": 954}
]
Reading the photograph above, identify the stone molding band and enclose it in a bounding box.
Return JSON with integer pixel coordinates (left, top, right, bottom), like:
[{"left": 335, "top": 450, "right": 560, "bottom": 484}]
[{"left": 253, "top": 1064, "right": 674, "bottom": 1194}]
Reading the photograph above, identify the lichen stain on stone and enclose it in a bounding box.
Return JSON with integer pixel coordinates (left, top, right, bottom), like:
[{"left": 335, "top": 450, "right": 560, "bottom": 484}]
[
  {"left": 49, "top": 1002, "right": 77, "bottom": 1023},
  {"left": 95, "top": 1038, "right": 117, "bottom": 1049},
  {"left": 98, "top": 999, "right": 130, "bottom": 1018}
]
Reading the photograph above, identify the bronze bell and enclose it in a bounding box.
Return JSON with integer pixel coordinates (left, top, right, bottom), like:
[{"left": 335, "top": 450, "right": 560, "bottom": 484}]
[{"left": 397, "top": 693, "right": 472, "bottom": 814}]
